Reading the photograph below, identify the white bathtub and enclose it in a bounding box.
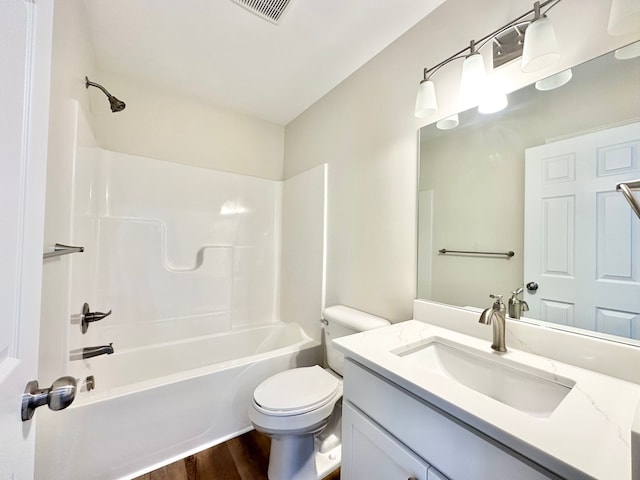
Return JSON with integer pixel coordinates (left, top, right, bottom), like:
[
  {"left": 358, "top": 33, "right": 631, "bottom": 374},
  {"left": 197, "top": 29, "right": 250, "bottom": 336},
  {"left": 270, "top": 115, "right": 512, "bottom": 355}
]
[{"left": 35, "top": 322, "right": 320, "bottom": 480}]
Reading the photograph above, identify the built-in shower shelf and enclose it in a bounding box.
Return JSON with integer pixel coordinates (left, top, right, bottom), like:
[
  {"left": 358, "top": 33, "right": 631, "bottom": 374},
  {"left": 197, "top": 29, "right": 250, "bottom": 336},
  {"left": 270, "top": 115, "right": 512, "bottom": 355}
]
[{"left": 43, "top": 243, "right": 85, "bottom": 259}]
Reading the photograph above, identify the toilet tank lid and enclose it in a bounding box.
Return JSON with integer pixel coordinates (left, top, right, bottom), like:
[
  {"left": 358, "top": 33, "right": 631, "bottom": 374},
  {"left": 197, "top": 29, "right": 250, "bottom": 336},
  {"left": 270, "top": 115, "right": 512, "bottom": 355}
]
[{"left": 323, "top": 305, "right": 390, "bottom": 331}]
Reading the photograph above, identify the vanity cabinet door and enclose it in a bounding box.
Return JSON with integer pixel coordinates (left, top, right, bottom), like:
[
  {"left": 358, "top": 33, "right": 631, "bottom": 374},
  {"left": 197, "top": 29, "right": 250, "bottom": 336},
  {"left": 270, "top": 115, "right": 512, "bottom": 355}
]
[
  {"left": 427, "top": 467, "right": 450, "bottom": 480},
  {"left": 342, "top": 401, "right": 429, "bottom": 480}
]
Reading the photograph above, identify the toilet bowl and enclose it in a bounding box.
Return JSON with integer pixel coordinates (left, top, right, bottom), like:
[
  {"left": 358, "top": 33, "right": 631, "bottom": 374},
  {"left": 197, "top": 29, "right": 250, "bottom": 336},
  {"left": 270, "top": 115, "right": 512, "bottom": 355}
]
[{"left": 249, "top": 305, "right": 389, "bottom": 480}]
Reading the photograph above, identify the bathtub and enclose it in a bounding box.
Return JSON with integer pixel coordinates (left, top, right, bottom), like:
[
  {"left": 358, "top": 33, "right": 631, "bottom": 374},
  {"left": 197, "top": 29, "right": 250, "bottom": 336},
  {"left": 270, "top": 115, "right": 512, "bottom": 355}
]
[{"left": 35, "top": 322, "right": 320, "bottom": 480}]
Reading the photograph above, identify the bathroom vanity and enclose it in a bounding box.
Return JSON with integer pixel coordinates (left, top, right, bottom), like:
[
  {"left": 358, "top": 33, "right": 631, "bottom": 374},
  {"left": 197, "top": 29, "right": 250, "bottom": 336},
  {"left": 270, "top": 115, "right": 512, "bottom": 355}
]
[{"left": 334, "top": 306, "right": 640, "bottom": 480}]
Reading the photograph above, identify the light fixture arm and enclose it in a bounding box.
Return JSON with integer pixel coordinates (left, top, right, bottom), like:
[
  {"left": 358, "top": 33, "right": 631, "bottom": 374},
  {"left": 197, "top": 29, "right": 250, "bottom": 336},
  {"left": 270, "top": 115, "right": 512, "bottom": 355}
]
[
  {"left": 423, "top": 52, "right": 468, "bottom": 81},
  {"left": 421, "top": 0, "right": 562, "bottom": 80}
]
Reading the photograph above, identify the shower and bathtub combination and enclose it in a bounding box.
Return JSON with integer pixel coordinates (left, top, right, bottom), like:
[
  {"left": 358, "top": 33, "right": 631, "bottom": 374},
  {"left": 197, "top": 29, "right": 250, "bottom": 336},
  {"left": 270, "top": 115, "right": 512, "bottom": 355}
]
[{"left": 36, "top": 104, "right": 325, "bottom": 479}]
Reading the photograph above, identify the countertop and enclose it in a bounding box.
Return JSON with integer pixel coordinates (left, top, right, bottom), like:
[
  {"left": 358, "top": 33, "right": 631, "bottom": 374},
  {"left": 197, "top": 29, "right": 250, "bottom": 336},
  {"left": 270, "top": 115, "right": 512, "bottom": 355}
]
[{"left": 334, "top": 320, "right": 640, "bottom": 480}]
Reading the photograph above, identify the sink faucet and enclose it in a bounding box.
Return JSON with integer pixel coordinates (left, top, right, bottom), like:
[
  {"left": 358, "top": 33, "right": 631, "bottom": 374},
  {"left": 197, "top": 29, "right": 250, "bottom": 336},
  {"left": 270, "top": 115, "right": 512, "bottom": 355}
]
[
  {"left": 479, "top": 294, "right": 507, "bottom": 352},
  {"left": 508, "top": 287, "right": 529, "bottom": 320}
]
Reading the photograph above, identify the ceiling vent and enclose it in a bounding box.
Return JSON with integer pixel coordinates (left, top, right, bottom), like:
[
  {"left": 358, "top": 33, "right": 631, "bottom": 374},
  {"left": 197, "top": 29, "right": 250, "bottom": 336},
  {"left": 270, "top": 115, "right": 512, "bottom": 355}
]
[{"left": 231, "top": 0, "right": 294, "bottom": 24}]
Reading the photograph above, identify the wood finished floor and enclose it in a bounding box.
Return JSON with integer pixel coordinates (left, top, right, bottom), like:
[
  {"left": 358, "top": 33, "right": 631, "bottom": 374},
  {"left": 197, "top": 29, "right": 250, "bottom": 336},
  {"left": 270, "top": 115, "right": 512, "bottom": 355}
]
[{"left": 134, "top": 430, "right": 340, "bottom": 480}]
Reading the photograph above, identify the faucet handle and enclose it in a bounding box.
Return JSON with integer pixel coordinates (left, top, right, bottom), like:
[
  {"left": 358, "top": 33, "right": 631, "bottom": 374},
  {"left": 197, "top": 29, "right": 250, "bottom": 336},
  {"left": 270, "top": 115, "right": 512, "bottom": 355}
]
[
  {"left": 81, "top": 303, "right": 112, "bottom": 334},
  {"left": 511, "top": 286, "right": 524, "bottom": 296},
  {"left": 489, "top": 293, "right": 503, "bottom": 303}
]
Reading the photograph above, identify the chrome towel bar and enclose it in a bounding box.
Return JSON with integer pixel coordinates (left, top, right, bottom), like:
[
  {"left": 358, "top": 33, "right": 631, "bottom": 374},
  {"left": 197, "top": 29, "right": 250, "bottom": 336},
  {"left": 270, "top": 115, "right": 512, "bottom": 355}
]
[
  {"left": 617, "top": 179, "right": 640, "bottom": 220},
  {"left": 439, "top": 248, "right": 515, "bottom": 258},
  {"left": 43, "top": 243, "right": 85, "bottom": 260}
]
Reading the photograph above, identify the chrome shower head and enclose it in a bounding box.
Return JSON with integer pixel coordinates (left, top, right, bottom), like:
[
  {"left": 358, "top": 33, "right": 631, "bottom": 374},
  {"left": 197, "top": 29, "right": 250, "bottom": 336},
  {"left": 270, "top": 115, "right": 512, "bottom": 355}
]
[{"left": 85, "top": 76, "right": 126, "bottom": 113}]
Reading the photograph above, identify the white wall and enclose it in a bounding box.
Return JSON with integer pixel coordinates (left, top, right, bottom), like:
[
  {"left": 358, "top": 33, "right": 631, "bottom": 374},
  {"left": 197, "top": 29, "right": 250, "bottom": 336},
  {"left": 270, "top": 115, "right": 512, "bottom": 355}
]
[
  {"left": 284, "top": 0, "right": 639, "bottom": 322},
  {"left": 90, "top": 70, "right": 285, "bottom": 180},
  {"left": 280, "top": 164, "right": 327, "bottom": 341}
]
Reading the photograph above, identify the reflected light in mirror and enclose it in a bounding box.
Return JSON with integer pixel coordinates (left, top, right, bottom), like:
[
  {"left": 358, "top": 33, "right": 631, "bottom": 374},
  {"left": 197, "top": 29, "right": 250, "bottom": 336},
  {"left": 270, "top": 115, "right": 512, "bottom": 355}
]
[
  {"left": 535, "top": 68, "right": 573, "bottom": 91},
  {"left": 615, "top": 40, "right": 640, "bottom": 60},
  {"left": 478, "top": 88, "right": 508, "bottom": 114},
  {"left": 436, "top": 114, "right": 459, "bottom": 130}
]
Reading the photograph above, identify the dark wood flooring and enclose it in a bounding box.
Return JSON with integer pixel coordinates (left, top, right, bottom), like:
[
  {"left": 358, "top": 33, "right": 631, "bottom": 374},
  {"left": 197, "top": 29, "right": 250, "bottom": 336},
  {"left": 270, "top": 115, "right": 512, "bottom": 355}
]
[{"left": 135, "top": 429, "right": 340, "bottom": 480}]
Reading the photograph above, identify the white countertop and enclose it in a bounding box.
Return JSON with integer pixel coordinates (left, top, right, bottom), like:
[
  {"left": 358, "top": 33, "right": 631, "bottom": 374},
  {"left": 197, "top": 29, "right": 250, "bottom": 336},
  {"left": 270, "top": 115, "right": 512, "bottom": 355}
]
[{"left": 334, "top": 320, "right": 640, "bottom": 480}]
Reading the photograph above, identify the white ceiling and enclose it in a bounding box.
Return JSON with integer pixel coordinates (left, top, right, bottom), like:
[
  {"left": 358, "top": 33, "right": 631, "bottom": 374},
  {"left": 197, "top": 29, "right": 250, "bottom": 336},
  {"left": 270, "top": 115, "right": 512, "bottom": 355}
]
[{"left": 83, "top": 0, "right": 445, "bottom": 125}]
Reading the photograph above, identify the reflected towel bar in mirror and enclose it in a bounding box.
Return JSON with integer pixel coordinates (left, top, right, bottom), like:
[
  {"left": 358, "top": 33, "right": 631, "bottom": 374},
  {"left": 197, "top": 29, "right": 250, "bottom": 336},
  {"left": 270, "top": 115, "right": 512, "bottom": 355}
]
[
  {"left": 43, "top": 243, "right": 85, "bottom": 260},
  {"left": 616, "top": 179, "right": 640, "bottom": 220},
  {"left": 439, "top": 249, "right": 515, "bottom": 258}
]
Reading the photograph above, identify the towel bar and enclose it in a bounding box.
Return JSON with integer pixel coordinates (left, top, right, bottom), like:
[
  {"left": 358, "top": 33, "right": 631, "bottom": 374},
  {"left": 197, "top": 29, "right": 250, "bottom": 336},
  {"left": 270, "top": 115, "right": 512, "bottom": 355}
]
[
  {"left": 43, "top": 243, "right": 85, "bottom": 260},
  {"left": 438, "top": 249, "right": 514, "bottom": 258}
]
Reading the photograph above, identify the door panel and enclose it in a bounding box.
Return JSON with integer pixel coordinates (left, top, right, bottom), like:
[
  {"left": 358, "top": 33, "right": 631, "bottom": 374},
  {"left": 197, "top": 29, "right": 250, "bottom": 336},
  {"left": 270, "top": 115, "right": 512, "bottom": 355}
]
[{"left": 0, "top": 0, "right": 53, "bottom": 478}]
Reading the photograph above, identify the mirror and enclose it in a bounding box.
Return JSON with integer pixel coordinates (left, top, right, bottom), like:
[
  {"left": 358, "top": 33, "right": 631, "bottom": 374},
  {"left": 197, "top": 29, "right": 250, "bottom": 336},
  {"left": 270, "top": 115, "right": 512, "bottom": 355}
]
[{"left": 418, "top": 44, "right": 640, "bottom": 344}]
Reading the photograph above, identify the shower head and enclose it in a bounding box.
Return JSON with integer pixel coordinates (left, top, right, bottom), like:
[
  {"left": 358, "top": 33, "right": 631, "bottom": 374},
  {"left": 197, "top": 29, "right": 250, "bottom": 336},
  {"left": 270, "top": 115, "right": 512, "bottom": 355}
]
[{"left": 85, "top": 76, "right": 126, "bottom": 112}]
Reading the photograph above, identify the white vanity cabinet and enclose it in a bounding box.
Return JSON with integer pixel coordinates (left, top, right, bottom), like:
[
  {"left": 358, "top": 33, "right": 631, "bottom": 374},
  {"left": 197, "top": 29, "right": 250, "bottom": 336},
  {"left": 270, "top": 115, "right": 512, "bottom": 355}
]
[{"left": 342, "top": 359, "right": 559, "bottom": 480}]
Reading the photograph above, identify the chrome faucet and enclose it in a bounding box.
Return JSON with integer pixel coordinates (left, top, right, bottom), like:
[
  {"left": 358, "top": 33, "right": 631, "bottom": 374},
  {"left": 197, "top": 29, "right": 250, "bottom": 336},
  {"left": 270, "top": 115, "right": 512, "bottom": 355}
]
[{"left": 479, "top": 294, "right": 507, "bottom": 352}]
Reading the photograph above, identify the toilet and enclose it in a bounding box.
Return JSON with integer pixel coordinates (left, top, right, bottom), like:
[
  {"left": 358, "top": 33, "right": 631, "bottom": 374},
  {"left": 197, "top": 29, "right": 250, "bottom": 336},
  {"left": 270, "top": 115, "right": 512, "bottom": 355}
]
[{"left": 249, "top": 305, "right": 390, "bottom": 480}]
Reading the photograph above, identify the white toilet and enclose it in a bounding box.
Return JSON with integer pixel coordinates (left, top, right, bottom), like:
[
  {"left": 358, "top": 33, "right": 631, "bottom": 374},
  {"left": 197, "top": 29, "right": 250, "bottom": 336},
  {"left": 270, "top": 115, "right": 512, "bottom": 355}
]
[{"left": 249, "top": 305, "right": 390, "bottom": 480}]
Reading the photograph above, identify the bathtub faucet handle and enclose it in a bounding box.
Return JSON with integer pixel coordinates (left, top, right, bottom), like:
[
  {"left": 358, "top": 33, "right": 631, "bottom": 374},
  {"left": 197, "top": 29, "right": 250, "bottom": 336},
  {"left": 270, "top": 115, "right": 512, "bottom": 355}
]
[
  {"left": 69, "top": 343, "right": 115, "bottom": 361},
  {"left": 81, "top": 303, "right": 112, "bottom": 333}
]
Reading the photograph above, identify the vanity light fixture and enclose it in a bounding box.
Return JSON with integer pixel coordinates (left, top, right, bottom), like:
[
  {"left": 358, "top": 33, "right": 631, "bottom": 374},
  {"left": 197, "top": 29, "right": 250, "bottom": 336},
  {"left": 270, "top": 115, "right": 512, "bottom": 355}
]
[
  {"left": 607, "top": 0, "right": 640, "bottom": 36},
  {"left": 415, "top": 0, "right": 563, "bottom": 118},
  {"left": 520, "top": 2, "right": 560, "bottom": 73}
]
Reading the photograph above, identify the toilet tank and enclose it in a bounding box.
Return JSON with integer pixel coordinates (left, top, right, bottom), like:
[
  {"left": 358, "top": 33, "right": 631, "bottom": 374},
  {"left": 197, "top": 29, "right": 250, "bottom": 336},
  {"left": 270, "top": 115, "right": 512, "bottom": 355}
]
[{"left": 323, "top": 305, "right": 390, "bottom": 376}]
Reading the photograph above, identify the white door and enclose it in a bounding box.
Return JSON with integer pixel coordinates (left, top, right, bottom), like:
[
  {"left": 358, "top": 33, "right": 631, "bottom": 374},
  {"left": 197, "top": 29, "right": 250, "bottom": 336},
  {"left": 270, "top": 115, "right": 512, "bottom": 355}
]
[
  {"left": 524, "top": 122, "right": 640, "bottom": 338},
  {"left": 0, "top": 1, "right": 53, "bottom": 478}
]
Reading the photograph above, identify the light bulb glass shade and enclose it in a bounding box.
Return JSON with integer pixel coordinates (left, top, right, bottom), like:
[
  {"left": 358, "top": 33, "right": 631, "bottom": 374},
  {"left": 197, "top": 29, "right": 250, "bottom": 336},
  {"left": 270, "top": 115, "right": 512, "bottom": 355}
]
[
  {"left": 615, "top": 41, "right": 640, "bottom": 60},
  {"left": 459, "top": 53, "right": 488, "bottom": 107},
  {"left": 535, "top": 68, "right": 573, "bottom": 91},
  {"left": 521, "top": 16, "right": 560, "bottom": 72},
  {"left": 436, "top": 114, "right": 459, "bottom": 130},
  {"left": 415, "top": 80, "right": 438, "bottom": 117},
  {"left": 608, "top": 0, "right": 640, "bottom": 35}
]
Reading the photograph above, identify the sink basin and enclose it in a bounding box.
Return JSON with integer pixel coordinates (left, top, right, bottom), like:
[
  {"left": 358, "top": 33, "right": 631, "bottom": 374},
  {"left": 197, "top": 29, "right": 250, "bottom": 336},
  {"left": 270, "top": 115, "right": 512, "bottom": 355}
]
[{"left": 392, "top": 338, "right": 575, "bottom": 417}]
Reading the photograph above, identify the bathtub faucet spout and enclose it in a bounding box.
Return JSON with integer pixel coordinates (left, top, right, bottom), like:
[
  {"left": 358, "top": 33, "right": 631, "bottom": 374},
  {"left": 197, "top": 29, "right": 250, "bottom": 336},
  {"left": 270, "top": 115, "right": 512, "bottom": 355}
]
[{"left": 69, "top": 343, "right": 115, "bottom": 361}]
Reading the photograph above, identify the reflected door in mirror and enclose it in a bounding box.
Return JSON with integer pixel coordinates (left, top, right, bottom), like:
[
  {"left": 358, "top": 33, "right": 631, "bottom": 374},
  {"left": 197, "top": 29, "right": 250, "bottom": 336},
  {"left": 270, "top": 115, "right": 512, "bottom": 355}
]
[{"left": 524, "top": 121, "right": 640, "bottom": 339}]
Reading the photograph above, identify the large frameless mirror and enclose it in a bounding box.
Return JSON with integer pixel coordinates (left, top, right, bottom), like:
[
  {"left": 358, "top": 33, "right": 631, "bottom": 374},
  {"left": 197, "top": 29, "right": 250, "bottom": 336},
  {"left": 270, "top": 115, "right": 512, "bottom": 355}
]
[{"left": 417, "top": 42, "right": 640, "bottom": 344}]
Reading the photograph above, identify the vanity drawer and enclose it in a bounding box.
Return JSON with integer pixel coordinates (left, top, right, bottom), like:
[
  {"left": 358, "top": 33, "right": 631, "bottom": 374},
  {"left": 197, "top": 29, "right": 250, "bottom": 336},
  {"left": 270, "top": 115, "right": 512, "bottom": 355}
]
[{"left": 343, "top": 359, "right": 560, "bottom": 480}]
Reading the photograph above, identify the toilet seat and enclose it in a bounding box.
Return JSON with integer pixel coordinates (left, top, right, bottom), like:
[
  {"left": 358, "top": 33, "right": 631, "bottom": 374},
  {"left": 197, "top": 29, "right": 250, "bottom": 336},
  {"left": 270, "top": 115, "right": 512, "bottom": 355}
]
[{"left": 253, "top": 366, "right": 340, "bottom": 416}]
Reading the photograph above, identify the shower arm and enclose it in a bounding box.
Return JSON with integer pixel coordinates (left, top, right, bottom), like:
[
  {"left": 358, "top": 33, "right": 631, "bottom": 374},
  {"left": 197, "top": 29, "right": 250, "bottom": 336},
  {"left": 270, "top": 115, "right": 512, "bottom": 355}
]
[{"left": 85, "top": 77, "right": 112, "bottom": 97}]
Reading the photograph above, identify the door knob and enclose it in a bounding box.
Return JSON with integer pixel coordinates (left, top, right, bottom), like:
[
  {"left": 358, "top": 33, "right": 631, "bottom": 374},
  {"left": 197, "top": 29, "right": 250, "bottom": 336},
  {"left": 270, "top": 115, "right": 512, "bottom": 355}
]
[
  {"left": 21, "top": 376, "right": 77, "bottom": 421},
  {"left": 526, "top": 281, "right": 539, "bottom": 292}
]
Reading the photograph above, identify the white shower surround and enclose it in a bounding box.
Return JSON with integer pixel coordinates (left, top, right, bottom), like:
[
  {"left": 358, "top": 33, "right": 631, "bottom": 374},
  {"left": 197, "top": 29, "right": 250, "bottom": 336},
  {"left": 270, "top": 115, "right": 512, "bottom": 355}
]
[
  {"left": 68, "top": 145, "right": 284, "bottom": 358},
  {"left": 35, "top": 105, "right": 325, "bottom": 479}
]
